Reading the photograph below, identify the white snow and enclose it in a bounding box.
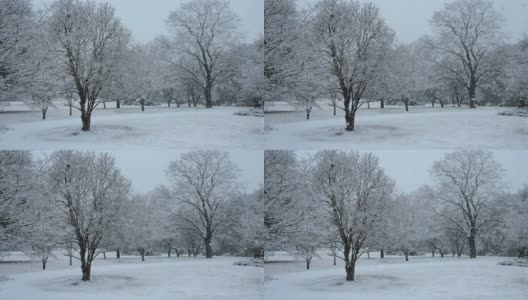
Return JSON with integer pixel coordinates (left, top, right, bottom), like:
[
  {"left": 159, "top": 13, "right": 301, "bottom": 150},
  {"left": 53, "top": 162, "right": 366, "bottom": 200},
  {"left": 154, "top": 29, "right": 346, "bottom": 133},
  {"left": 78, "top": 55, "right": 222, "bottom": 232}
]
[
  {"left": 265, "top": 103, "right": 528, "bottom": 149},
  {"left": 0, "top": 252, "right": 263, "bottom": 300},
  {"left": 265, "top": 251, "right": 528, "bottom": 300},
  {"left": 0, "top": 103, "right": 263, "bottom": 149}
]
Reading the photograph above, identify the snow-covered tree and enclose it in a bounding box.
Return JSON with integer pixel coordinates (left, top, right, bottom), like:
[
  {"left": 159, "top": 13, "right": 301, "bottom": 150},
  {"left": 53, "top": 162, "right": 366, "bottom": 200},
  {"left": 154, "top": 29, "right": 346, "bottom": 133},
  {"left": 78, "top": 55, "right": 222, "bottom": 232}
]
[
  {"left": 423, "top": 0, "right": 504, "bottom": 108},
  {"left": 311, "top": 0, "right": 394, "bottom": 130},
  {"left": 165, "top": 0, "right": 240, "bottom": 108},
  {"left": 125, "top": 193, "right": 160, "bottom": 261},
  {"left": 428, "top": 150, "right": 503, "bottom": 258},
  {"left": 311, "top": 151, "right": 394, "bottom": 281},
  {"left": 46, "top": 151, "right": 131, "bottom": 281},
  {"left": 161, "top": 150, "right": 240, "bottom": 258},
  {"left": 47, "top": 0, "right": 131, "bottom": 130}
]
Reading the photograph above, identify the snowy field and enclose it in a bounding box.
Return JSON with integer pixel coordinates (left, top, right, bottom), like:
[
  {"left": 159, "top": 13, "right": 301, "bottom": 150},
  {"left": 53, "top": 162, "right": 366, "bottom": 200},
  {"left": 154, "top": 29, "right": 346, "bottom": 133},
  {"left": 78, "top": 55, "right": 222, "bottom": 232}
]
[
  {"left": 0, "top": 102, "right": 263, "bottom": 149},
  {"left": 0, "top": 252, "right": 263, "bottom": 300},
  {"left": 265, "top": 102, "right": 527, "bottom": 150},
  {"left": 265, "top": 251, "right": 528, "bottom": 300}
]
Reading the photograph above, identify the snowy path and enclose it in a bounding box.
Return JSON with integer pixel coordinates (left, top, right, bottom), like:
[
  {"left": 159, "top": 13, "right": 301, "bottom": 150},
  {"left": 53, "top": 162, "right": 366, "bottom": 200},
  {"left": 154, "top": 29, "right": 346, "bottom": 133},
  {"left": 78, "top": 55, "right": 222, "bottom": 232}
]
[
  {"left": 0, "top": 106, "right": 263, "bottom": 149},
  {"left": 0, "top": 256, "right": 263, "bottom": 300},
  {"left": 265, "top": 256, "right": 528, "bottom": 300},
  {"left": 265, "top": 106, "right": 527, "bottom": 149}
]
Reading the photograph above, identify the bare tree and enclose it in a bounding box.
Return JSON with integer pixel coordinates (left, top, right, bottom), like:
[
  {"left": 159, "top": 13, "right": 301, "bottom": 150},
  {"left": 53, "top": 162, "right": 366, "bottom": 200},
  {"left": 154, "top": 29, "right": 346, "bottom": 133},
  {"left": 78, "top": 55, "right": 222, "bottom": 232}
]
[
  {"left": 165, "top": 0, "right": 240, "bottom": 108},
  {"left": 424, "top": 0, "right": 504, "bottom": 108},
  {"left": 311, "top": 151, "right": 394, "bottom": 281},
  {"left": 163, "top": 150, "right": 239, "bottom": 258},
  {"left": 428, "top": 150, "right": 503, "bottom": 258},
  {"left": 46, "top": 151, "right": 130, "bottom": 280},
  {"left": 47, "top": 0, "right": 130, "bottom": 130},
  {"left": 311, "top": 0, "right": 394, "bottom": 131}
]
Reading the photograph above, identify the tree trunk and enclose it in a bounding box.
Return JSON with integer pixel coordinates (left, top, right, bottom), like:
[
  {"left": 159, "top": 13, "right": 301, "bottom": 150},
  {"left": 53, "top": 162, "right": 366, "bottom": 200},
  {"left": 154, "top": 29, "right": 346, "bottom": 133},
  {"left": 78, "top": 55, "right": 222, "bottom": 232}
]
[
  {"left": 367, "top": 101, "right": 370, "bottom": 109},
  {"left": 69, "top": 253, "right": 72, "bottom": 266},
  {"left": 367, "top": 250, "right": 370, "bottom": 259},
  {"left": 333, "top": 103, "right": 336, "bottom": 116},
  {"left": 380, "top": 249, "right": 384, "bottom": 259},
  {"left": 405, "top": 252, "right": 409, "bottom": 261},
  {"left": 439, "top": 249, "right": 444, "bottom": 258},
  {"left": 345, "top": 262, "right": 355, "bottom": 281},
  {"left": 306, "top": 107, "right": 311, "bottom": 120},
  {"left": 380, "top": 99, "right": 385, "bottom": 109},
  {"left": 306, "top": 257, "right": 311, "bottom": 270},
  {"left": 42, "top": 109, "right": 46, "bottom": 120},
  {"left": 439, "top": 99, "right": 444, "bottom": 108},
  {"left": 81, "top": 111, "right": 91, "bottom": 131},
  {"left": 116, "top": 100, "right": 121, "bottom": 109},
  {"left": 139, "top": 248, "right": 145, "bottom": 262},
  {"left": 168, "top": 247, "right": 171, "bottom": 258},
  {"left": 404, "top": 97, "right": 409, "bottom": 112},
  {"left": 42, "top": 258, "right": 47, "bottom": 270},
  {"left": 81, "top": 264, "right": 91, "bottom": 281},
  {"left": 69, "top": 103, "right": 73, "bottom": 116},
  {"left": 469, "top": 78, "right": 477, "bottom": 109},
  {"left": 116, "top": 248, "right": 120, "bottom": 259},
  {"left": 103, "top": 102, "right": 106, "bottom": 109},
  {"left": 468, "top": 230, "right": 477, "bottom": 258},
  {"left": 205, "top": 83, "right": 213, "bottom": 108},
  {"left": 103, "top": 251, "right": 106, "bottom": 259},
  {"left": 432, "top": 249, "right": 435, "bottom": 257},
  {"left": 333, "top": 253, "right": 336, "bottom": 266},
  {"left": 140, "top": 100, "right": 145, "bottom": 112},
  {"left": 204, "top": 236, "right": 213, "bottom": 259}
]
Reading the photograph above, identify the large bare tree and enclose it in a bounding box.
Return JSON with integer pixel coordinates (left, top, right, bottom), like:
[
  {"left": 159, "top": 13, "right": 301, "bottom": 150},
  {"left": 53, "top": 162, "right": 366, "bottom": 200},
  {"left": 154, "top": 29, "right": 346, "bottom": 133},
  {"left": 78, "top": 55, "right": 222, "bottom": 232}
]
[
  {"left": 424, "top": 0, "right": 504, "bottom": 108},
  {"left": 163, "top": 150, "right": 239, "bottom": 258},
  {"left": 165, "top": 0, "right": 239, "bottom": 108},
  {"left": 311, "top": 151, "right": 394, "bottom": 281},
  {"left": 429, "top": 150, "right": 503, "bottom": 258},
  {"left": 47, "top": 151, "right": 130, "bottom": 281},
  {"left": 311, "top": 0, "right": 394, "bottom": 131},
  {"left": 47, "top": 0, "right": 130, "bottom": 130}
]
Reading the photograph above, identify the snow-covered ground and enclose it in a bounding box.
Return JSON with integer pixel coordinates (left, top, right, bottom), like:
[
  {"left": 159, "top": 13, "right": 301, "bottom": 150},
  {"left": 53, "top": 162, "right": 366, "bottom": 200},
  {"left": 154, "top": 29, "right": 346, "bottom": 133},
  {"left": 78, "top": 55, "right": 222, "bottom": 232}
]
[
  {"left": 265, "top": 251, "right": 528, "bottom": 300},
  {"left": 0, "top": 102, "right": 263, "bottom": 149},
  {"left": 265, "top": 102, "right": 528, "bottom": 149},
  {"left": 0, "top": 252, "right": 263, "bottom": 300}
]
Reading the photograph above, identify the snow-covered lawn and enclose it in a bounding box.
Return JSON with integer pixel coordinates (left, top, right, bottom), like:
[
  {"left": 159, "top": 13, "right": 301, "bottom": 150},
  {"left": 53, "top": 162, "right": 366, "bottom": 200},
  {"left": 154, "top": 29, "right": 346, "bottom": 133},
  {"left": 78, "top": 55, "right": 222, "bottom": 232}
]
[
  {"left": 265, "top": 252, "right": 528, "bottom": 300},
  {"left": 265, "top": 103, "right": 527, "bottom": 149},
  {"left": 0, "top": 253, "right": 263, "bottom": 300},
  {"left": 0, "top": 104, "right": 263, "bottom": 149}
]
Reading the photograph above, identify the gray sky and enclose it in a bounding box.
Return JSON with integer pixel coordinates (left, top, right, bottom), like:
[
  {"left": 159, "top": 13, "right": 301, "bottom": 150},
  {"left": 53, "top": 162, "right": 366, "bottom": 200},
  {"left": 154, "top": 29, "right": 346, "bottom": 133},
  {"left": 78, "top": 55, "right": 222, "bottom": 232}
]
[
  {"left": 301, "top": 0, "right": 528, "bottom": 43},
  {"left": 35, "top": 0, "right": 264, "bottom": 43},
  {"left": 298, "top": 150, "right": 527, "bottom": 194},
  {"left": 34, "top": 150, "right": 263, "bottom": 194}
]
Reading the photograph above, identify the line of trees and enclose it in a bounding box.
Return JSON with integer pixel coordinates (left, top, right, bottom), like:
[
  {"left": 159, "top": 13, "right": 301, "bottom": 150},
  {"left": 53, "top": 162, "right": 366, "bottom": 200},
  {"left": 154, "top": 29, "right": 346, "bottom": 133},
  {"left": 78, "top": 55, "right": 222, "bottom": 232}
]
[
  {"left": 0, "top": 0, "right": 264, "bottom": 129},
  {"left": 265, "top": 0, "right": 528, "bottom": 129},
  {"left": 0, "top": 150, "right": 263, "bottom": 281},
  {"left": 264, "top": 149, "right": 528, "bottom": 281}
]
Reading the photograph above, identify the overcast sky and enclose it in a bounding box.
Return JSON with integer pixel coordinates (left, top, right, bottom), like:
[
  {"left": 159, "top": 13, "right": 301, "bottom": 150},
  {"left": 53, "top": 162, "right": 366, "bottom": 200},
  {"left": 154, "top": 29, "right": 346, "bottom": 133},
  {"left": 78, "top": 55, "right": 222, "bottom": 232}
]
[
  {"left": 297, "top": 150, "right": 527, "bottom": 194},
  {"left": 35, "top": 0, "right": 264, "bottom": 43},
  {"left": 300, "top": 0, "right": 528, "bottom": 43},
  {"left": 34, "top": 150, "right": 263, "bottom": 194}
]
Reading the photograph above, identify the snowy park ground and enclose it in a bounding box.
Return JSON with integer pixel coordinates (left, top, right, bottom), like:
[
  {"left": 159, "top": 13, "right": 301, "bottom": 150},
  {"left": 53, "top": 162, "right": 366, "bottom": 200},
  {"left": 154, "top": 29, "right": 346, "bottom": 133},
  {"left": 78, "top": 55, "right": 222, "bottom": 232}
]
[
  {"left": 264, "top": 251, "right": 528, "bottom": 300},
  {"left": 264, "top": 101, "right": 528, "bottom": 150},
  {"left": 0, "top": 102, "right": 263, "bottom": 149},
  {"left": 0, "top": 251, "right": 263, "bottom": 300}
]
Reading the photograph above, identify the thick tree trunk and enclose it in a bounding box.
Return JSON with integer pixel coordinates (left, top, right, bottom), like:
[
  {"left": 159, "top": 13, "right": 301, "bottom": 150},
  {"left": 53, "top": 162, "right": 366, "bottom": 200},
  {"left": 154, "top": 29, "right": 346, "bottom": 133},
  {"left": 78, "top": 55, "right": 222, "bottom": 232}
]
[
  {"left": 81, "top": 111, "right": 91, "bottom": 131},
  {"left": 116, "top": 248, "right": 120, "bottom": 259},
  {"left": 69, "top": 104, "right": 73, "bottom": 116},
  {"left": 306, "top": 107, "right": 312, "bottom": 120},
  {"left": 103, "top": 251, "right": 106, "bottom": 259},
  {"left": 116, "top": 100, "right": 121, "bottom": 109},
  {"left": 380, "top": 99, "right": 385, "bottom": 109},
  {"left": 103, "top": 102, "right": 106, "bottom": 109},
  {"left": 204, "top": 236, "right": 213, "bottom": 258},
  {"left": 439, "top": 249, "right": 444, "bottom": 258},
  {"left": 469, "top": 79, "right": 477, "bottom": 109},
  {"left": 140, "top": 100, "right": 145, "bottom": 112},
  {"left": 42, "top": 110, "right": 46, "bottom": 120},
  {"left": 168, "top": 247, "right": 171, "bottom": 258},
  {"left": 333, "top": 103, "right": 337, "bottom": 116},
  {"left": 81, "top": 264, "right": 91, "bottom": 281},
  {"left": 205, "top": 83, "right": 213, "bottom": 108},
  {"left": 380, "top": 249, "right": 384, "bottom": 259},
  {"left": 345, "top": 262, "right": 355, "bottom": 281},
  {"left": 468, "top": 230, "right": 477, "bottom": 258}
]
